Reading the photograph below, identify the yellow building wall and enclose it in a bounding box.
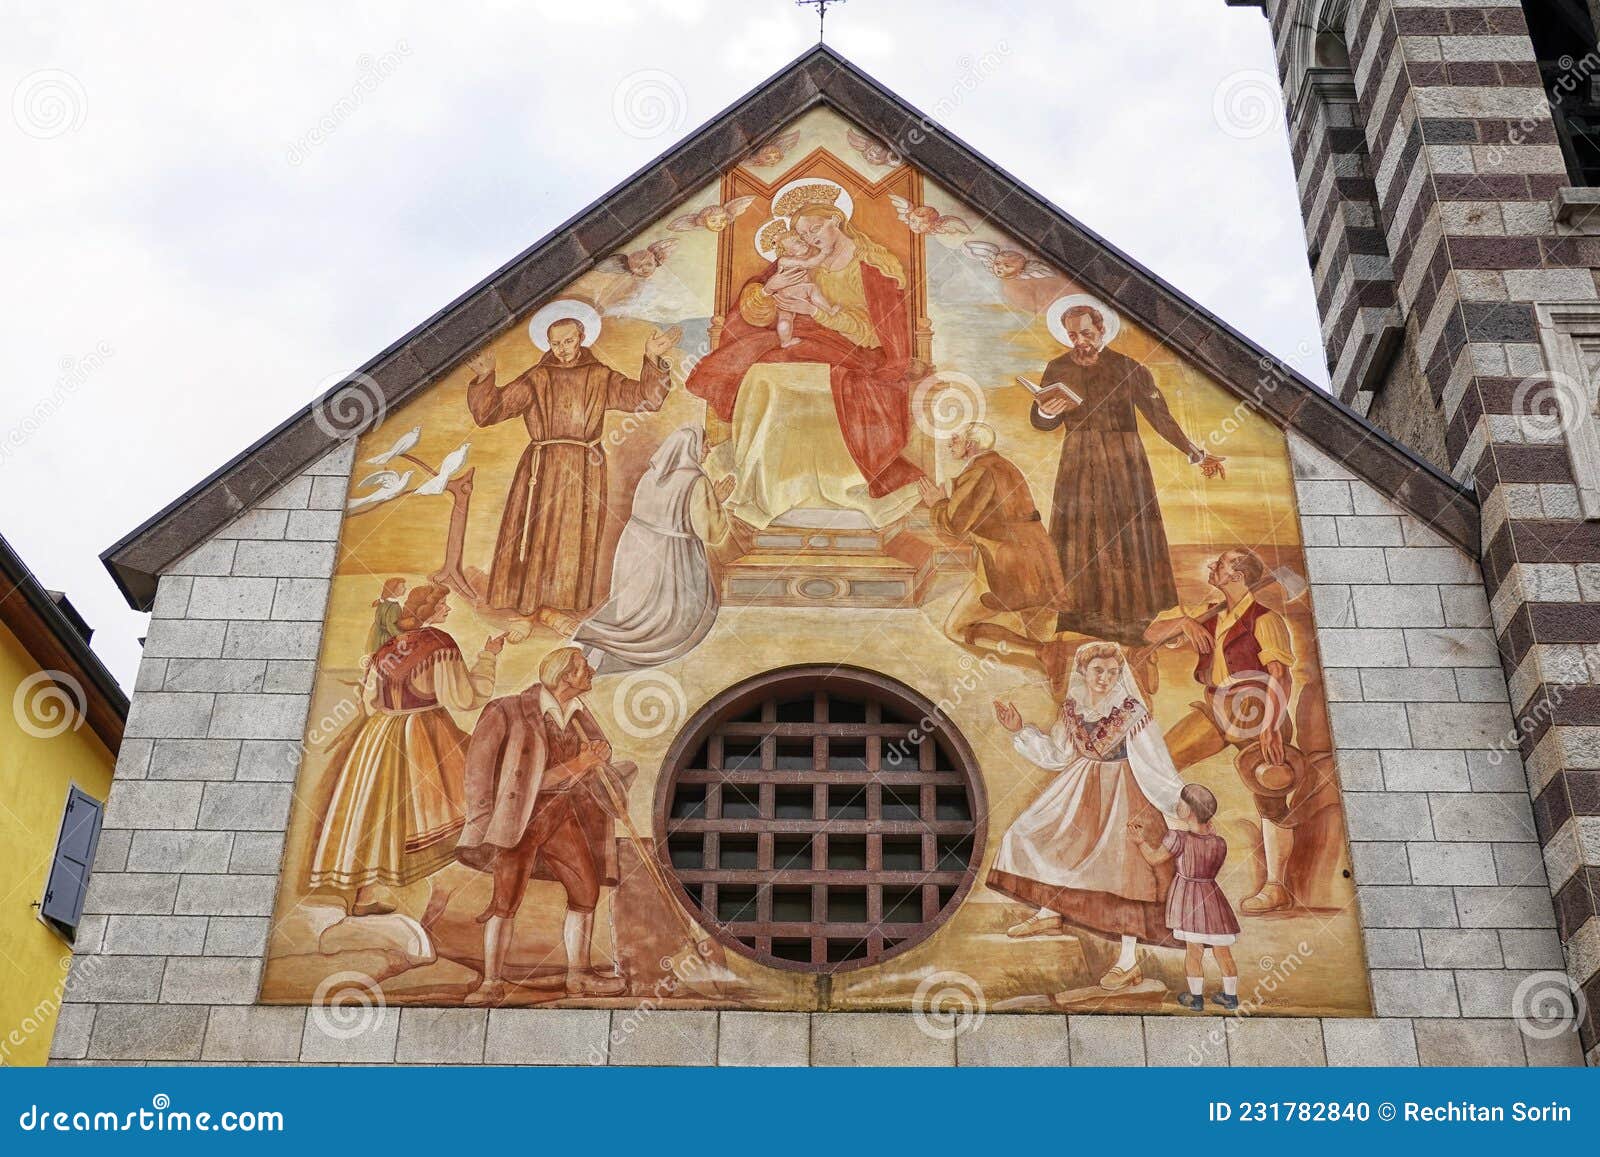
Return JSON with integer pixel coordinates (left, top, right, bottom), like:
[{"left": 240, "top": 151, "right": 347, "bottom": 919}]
[{"left": 0, "top": 621, "right": 114, "bottom": 1066}]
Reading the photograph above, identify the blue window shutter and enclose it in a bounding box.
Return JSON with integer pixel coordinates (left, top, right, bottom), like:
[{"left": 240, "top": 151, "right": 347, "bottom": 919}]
[{"left": 40, "top": 786, "right": 103, "bottom": 933}]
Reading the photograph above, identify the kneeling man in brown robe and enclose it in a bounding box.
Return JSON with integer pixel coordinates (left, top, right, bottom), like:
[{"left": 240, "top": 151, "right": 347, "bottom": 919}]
[
  {"left": 919, "top": 422, "right": 1066, "bottom": 658},
  {"left": 457, "top": 646, "right": 636, "bottom": 1003}
]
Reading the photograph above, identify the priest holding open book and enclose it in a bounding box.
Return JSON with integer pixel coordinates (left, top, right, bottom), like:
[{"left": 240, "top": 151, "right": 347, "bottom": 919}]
[{"left": 1028, "top": 296, "right": 1227, "bottom": 646}]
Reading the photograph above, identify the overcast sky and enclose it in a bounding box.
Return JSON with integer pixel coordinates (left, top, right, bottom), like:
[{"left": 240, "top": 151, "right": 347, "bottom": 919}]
[{"left": 2, "top": 0, "right": 1323, "bottom": 689}]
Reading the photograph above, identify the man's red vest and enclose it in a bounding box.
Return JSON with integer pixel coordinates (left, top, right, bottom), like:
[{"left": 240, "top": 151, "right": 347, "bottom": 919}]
[{"left": 1192, "top": 600, "right": 1272, "bottom": 690}]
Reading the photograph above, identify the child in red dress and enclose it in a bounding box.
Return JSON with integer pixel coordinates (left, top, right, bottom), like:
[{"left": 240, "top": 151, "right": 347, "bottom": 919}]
[{"left": 1128, "top": 784, "right": 1241, "bottom": 1010}]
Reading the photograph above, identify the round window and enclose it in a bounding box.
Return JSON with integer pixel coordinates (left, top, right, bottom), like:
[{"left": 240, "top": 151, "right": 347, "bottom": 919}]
[{"left": 653, "top": 666, "right": 986, "bottom": 972}]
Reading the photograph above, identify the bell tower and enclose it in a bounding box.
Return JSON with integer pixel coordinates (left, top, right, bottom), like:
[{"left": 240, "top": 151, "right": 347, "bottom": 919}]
[{"left": 1237, "top": 0, "right": 1600, "bottom": 1063}]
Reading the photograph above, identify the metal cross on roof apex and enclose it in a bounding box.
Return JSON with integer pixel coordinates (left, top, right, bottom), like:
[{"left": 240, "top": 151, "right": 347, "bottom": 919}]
[{"left": 797, "top": 0, "right": 845, "bottom": 41}]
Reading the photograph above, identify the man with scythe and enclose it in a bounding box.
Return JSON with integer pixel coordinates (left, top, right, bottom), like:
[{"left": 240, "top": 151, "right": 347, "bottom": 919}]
[
  {"left": 455, "top": 646, "right": 732, "bottom": 1003},
  {"left": 456, "top": 646, "right": 634, "bottom": 1002}
]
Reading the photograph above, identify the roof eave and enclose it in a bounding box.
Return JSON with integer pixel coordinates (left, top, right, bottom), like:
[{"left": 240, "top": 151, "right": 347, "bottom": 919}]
[{"left": 2, "top": 533, "right": 128, "bottom": 751}]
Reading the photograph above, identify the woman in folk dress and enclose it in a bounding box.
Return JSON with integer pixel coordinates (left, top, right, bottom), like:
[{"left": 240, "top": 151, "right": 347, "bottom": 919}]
[
  {"left": 309, "top": 584, "right": 502, "bottom": 915},
  {"left": 989, "top": 642, "right": 1187, "bottom": 990}
]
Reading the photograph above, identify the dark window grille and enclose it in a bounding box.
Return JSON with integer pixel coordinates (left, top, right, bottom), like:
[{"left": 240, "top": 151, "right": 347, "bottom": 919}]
[{"left": 652, "top": 667, "right": 986, "bottom": 973}]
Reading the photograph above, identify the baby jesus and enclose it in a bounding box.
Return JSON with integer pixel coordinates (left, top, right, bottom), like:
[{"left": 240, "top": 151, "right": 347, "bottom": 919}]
[{"left": 765, "top": 225, "right": 831, "bottom": 348}]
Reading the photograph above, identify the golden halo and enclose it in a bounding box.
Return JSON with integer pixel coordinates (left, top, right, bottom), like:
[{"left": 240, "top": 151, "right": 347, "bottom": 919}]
[
  {"left": 528, "top": 299, "right": 602, "bottom": 350},
  {"left": 771, "top": 177, "right": 853, "bottom": 222},
  {"left": 1046, "top": 293, "right": 1121, "bottom": 347}
]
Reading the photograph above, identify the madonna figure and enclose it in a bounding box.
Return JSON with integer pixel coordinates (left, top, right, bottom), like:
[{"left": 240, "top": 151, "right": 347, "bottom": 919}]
[{"left": 686, "top": 179, "right": 924, "bottom": 528}]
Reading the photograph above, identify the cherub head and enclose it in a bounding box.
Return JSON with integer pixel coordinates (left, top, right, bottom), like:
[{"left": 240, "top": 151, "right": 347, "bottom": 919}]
[
  {"left": 623, "top": 250, "right": 660, "bottom": 277},
  {"left": 992, "top": 251, "right": 1028, "bottom": 279}
]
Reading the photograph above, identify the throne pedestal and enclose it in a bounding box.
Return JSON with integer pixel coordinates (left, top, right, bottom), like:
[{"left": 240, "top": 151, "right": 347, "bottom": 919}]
[{"left": 718, "top": 508, "right": 941, "bottom": 608}]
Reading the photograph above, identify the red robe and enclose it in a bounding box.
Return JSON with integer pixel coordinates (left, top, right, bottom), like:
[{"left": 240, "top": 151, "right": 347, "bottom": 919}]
[{"left": 686, "top": 259, "right": 922, "bottom": 497}]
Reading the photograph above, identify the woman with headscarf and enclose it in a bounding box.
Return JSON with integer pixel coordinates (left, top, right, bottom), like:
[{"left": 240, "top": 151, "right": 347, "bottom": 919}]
[
  {"left": 308, "top": 583, "right": 503, "bottom": 915},
  {"left": 572, "top": 425, "right": 731, "bottom": 673},
  {"left": 988, "top": 641, "right": 1187, "bottom": 991}
]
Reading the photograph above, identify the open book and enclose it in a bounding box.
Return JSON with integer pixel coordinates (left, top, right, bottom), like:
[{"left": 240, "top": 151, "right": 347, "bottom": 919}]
[{"left": 1015, "top": 375, "right": 1083, "bottom": 407}]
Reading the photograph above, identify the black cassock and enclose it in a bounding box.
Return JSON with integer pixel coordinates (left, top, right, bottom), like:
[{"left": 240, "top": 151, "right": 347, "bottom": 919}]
[{"left": 1031, "top": 348, "right": 1203, "bottom": 645}]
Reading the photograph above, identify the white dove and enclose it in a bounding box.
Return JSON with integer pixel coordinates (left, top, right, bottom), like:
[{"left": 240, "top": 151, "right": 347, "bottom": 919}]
[
  {"left": 348, "top": 469, "right": 412, "bottom": 511},
  {"left": 367, "top": 425, "right": 421, "bottom": 466},
  {"left": 412, "top": 442, "right": 470, "bottom": 496}
]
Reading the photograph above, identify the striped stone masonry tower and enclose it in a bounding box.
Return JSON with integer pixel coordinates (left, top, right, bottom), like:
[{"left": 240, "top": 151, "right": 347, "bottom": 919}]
[
  {"left": 1288, "top": 7, "right": 1407, "bottom": 421},
  {"left": 1255, "top": 0, "right": 1600, "bottom": 1060}
]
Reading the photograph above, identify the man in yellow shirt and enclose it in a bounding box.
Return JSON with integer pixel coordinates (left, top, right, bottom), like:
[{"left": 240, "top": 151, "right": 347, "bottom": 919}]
[{"left": 1144, "top": 548, "right": 1299, "bottom": 915}]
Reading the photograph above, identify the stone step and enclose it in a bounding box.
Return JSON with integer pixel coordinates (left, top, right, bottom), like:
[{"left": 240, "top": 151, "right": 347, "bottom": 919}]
[{"left": 720, "top": 534, "right": 938, "bottom": 608}]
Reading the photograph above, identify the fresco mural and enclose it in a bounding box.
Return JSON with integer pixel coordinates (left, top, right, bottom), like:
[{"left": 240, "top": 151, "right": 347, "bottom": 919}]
[{"left": 263, "top": 106, "right": 1371, "bottom": 1018}]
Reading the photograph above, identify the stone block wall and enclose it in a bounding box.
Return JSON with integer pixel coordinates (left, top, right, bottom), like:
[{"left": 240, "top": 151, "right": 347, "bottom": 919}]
[
  {"left": 50, "top": 433, "right": 1584, "bottom": 1066},
  {"left": 1264, "top": 0, "right": 1600, "bottom": 1059}
]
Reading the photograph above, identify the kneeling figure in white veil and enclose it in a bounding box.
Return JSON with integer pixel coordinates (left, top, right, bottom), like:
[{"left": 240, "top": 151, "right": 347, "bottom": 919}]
[
  {"left": 989, "top": 642, "right": 1187, "bottom": 991},
  {"left": 574, "top": 426, "right": 732, "bottom": 674}
]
